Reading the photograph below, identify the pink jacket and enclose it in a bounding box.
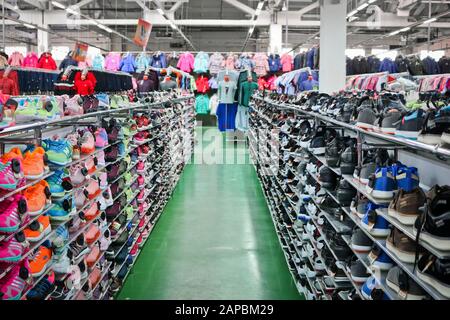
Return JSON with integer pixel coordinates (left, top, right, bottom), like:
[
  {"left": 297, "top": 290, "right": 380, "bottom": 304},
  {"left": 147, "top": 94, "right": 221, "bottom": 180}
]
[
  {"left": 280, "top": 54, "right": 293, "bottom": 72},
  {"left": 177, "top": 53, "right": 195, "bottom": 73},
  {"left": 104, "top": 53, "right": 121, "bottom": 71},
  {"left": 8, "top": 52, "right": 24, "bottom": 67},
  {"left": 22, "top": 52, "right": 39, "bottom": 68},
  {"left": 253, "top": 53, "right": 269, "bottom": 77},
  {"left": 225, "top": 54, "right": 237, "bottom": 70}
]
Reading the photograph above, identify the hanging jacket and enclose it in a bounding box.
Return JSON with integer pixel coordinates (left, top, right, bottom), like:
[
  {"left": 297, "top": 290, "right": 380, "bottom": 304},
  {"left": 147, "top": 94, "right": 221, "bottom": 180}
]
[
  {"left": 225, "top": 54, "right": 237, "bottom": 70},
  {"left": 78, "top": 56, "right": 92, "bottom": 69},
  {"left": 268, "top": 54, "right": 281, "bottom": 73},
  {"left": 167, "top": 53, "right": 178, "bottom": 68},
  {"left": 177, "top": 52, "right": 195, "bottom": 73},
  {"left": 92, "top": 54, "right": 105, "bottom": 70},
  {"left": 379, "top": 58, "right": 397, "bottom": 73},
  {"left": 406, "top": 55, "right": 424, "bottom": 76},
  {"left": 119, "top": 53, "right": 136, "bottom": 73},
  {"left": 209, "top": 53, "right": 224, "bottom": 75},
  {"left": 253, "top": 53, "right": 269, "bottom": 77},
  {"left": 59, "top": 55, "right": 78, "bottom": 70},
  {"left": 150, "top": 53, "right": 167, "bottom": 69},
  {"left": 394, "top": 55, "right": 408, "bottom": 73},
  {"left": 280, "top": 53, "right": 293, "bottom": 72},
  {"left": 293, "top": 53, "right": 305, "bottom": 70},
  {"left": 195, "top": 94, "right": 210, "bottom": 115},
  {"left": 346, "top": 57, "right": 354, "bottom": 75},
  {"left": 74, "top": 71, "right": 97, "bottom": 96},
  {"left": 306, "top": 49, "right": 315, "bottom": 69},
  {"left": 22, "top": 52, "right": 39, "bottom": 68},
  {"left": 193, "top": 51, "right": 210, "bottom": 73},
  {"left": 195, "top": 75, "right": 210, "bottom": 93},
  {"left": 422, "top": 56, "right": 440, "bottom": 75},
  {"left": 8, "top": 52, "right": 24, "bottom": 67},
  {"left": 104, "top": 53, "right": 121, "bottom": 71},
  {"left": 367, "top": 56, "right": 381, "bottom": 74},
  {"left": 439, "top": 56, "right": 450, "bottom": 74},
  {"left": 135, "top": 53, "right": 150, "bottom": 73},
  {"left": 313, "top": 47, "right": 320, "bottom": 69},
  {"left": 208, "top": 76, "right": 218, "bottom": 90},
  {"left": 37, "top": 53, "right": 57, "bottom": 70},
  {"left": 236, "top": 54, "right": 254, "bottom": 71}
]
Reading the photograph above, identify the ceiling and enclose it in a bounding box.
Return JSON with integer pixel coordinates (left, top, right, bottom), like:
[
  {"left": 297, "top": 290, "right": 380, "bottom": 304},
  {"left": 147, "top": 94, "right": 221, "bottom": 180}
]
[{"left": 1, "top": 0, "right": 450, "bottom": 53}]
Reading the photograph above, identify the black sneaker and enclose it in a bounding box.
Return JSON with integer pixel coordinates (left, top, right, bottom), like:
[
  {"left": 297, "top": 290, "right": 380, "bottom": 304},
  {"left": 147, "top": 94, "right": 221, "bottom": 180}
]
[
  {"left": 350, "top": 259, "right": 370, "bottom": 284},
  {"left": 69, "top": 235, "right": 91, "bottom": 263},
  {"left": 416, "top": 253, "right": 450, "bottom": 298},
  {"left": 355, "top": 97, "right": 378, "bottom": 130},
  {"left": 319, "top": 166, "right": 338, "bottom": 189},
  {"left": 417, "top": 109, "right": 447, "bottom": 145},
  {"left": 339, "top": 138, "right": 357, "bottom": 175},
  {"left": 318, "top": 195, "right": 341, "bottom": 216},
  {"left": 336, "top": 97, "right": 356, "bottom": 123},
  {"left": 336, "top": 179, "right": 357, "bottom": 206},
  {"left": 395, "top": 109, "right": 425, "bottom": 140},
  {"left": 325, "top": 135, "right": 344, "bottom": 168},
  {"left": 330, "top": 237, "right": 352, "bottom": 261}
]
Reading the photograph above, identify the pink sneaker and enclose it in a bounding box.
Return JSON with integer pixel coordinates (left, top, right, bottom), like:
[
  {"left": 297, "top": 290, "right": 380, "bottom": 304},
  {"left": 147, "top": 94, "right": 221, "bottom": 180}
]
[
  {"left": 0, "top": 195, "right": 28, "bottom": 234},
  {"left": 138, "top": 203, "right": 145, "bottom": 216},
  {"left": 74, "top": 189, "right": 88, "bottom": 209},
  {"left": 137, "top": 175, "right": 144, "bottom": 187},
  {"left": 136, "top": 235, "right": 143, "bottom": 247},
  {"left": 138, "top": 218, "right": 145, "bottom": 230},
  {"left": 0, "top": 160, "right": 22, "bottom": 191},
  {"left": 94, "top": 128, "right": 109, "bottom": 148},
  {"left": 0, "top": 234, "right": 25, "bottom": 263},
  {"left": 85, "top": 179, "right": 100, "bottom": 200},
  {"left": 81, "top": 131, "right": 95, "bottom": 155},
  {"left": 142, "top": 228, "right": 150, "bottom": 240},
  {"left": 96, "top": 151, "right": 106, "bottom": 167},
  {"left": 133, "top": 132, "right": 146, "bottom": 145},
  {"left": 137, "top": 190, "right": 145, "bottom": 203},
  {"left": 130, "top": 244, "right": 138, "bottom": 257},
  {"left": 69, "top": 164, "right": 89, "bottom": 186},
  {"left": 136, "top": 161, "right": 145, "bottom": 174},
  {"left": 64, "top": 95, "right": 84, "bottom": 116},
  {"left": 0, "top": 260, "right": 30, "bottom": 300},
  {"left": 99, "top": 172, "right": 107, "bottom": 190}
]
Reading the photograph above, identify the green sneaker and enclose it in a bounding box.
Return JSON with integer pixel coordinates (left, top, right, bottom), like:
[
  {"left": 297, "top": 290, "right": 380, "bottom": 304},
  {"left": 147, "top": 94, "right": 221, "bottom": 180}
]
[
  {"left": 110, "top": 96, "right": 119, "bottom": 109},
  {"left": 42, "top": 139, "right": 73, "bottom": 166},
  {"left": 124, "top": 172, "right": 132, "bottom": 185},
  {"left": 37, "top": 98, "right": 61, "bottom": 121},
  {"left": 15, "top": 103, "right": 40, "bottom": 123},
  {"left": 125, "top": 206, "right": 134, "bottom": 220},
  {"left": 406, "top": 100, "right": 425, "bottom": 110},
  {"left": 125, "top": 189, "right": 134, "bottom": 202}
]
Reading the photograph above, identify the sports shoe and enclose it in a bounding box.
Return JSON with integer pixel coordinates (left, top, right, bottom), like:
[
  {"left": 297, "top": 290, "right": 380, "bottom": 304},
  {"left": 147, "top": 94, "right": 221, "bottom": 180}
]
[
  {"left": 42, "top": 139, "right": 72, "bottom": 166},
  {"left": 52, "top": 225, "right": 69, "bottom": 249},
  {"left": 85, "top": 179, "right": 101, "bottom": 200},
  {"left": 95, "top": 128, "right": 109, "bottom": 148},
  {"left": 0, "top": 260, "right": 29, "bottom": 300},
  {"left": 0, "top": 195, "right": 28, "bottom": 234},
  {"left": 97, "top": 151, "right": 106, "bottom": 167},
  {"left": 99, "top": 172, "right": 108, "bottom": 190},
  {"left": 318, "top": 166, "right": 337, "bottom": 189},
  {"left": 416, "top": 253, "right": 450, "bottom": 298},
  {"left": 69, "top": 235, "right": 91, "bottom": 263},
  {"left": 26, "top": 271, "right": 55, "bottom": 300},
  {"left": 64, "top": 95, "right": 84, "bottom": 116},
  {"left": 84, "top": 156, "right": 97, "bottom": 175},
  {"left": 23, "top": 180, "right": 51, "bottom": 216},
  {"left": 29, "top": 245, "right": 53, "bottom": 277},
  {"left": 366, "top": 166, "right": 396, "bottom": 200},
  {"left": 4, "top": 148, "right": 45, "bottom": 181},
  {"left": 413, "top": 185, "right": 450, "bottom": 251},
  {"left": 350, "top": 197, "right": 368, "bottom": 219},
  {"left": 356, "top": 105, "right": 377, "bottom": 130},
  {"left": 369, "top": 249, "right": 394, "bottom": 271},
  {"left": 395, "top": 165, "right": 419, "bottom": 192},
  {"left": 84, "top": 201, "right": 100, "bottom": 221},
  {"left": 24, "top": 215, "right": 51, "bottom": 242},
  {"left": 388, "top": 188, "right": 425, "bottom": 226},
  {"left": 46, "top": 170, "right": 72, "bottom": 198},
  {"left": 336, "top": 179, "right": 357, "bottom": 206},
  {"left": 339, "top": 140, "right": 357, "bottom": 175},
  {"left": 361, "top": 202, "right": 390, "bottom": 237},
  {"left": 350, "top": 259, "right": 370, "bottom": 283},
  {"left": 361, "top": 276, "right": 389, "bottom": 300},
  {"left": 0, "top": 233, "right": 25, "bottom": 263},
  {"left": 85, "top": 224, "right": 100, "bottom": 246},
  {"left": 74, "top": 188, "right": 88, "bottom": 209},
  {"left": 417, "top": 109, "right": 446, "bottom": 145},
  {"left": 350, "top": 228, "right": 372, "bottom": 253},
  {"left": 80, "top": 131, "right": 95, "bottom": 155},
  {"left": 386, "top": 228, "right": 420, "bottom": 264},
  {"left": 0, "top": 159, "right": 22, "bottom": 190},
  {"left": 48, "top": 198, "right": 73, "bottom": 222},
  {"left": 395, "top": 109, "right": 425, "bottom": 140},
  {"left": 69, "top": 164, "right": 88, "bottom": 186},
  {"left": 386, "top": 266, "right": 426, "bottom": 300},
  {"left": 379, "top": 108, "right": 404, "bottom": 135}
]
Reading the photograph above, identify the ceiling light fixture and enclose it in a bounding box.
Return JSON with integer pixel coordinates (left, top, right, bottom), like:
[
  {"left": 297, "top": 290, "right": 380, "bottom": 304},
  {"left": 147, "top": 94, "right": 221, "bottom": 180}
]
[
  {"left": 368, "top": 0, "right": 377, "bottom": 3},
  {"left": 389, "top": 30, "right": 401, "bottom": 36},
  {"left": 347, "top": 10, "right": 358, "bottom": 18},
  {"left": 51, "top": 1, "right": 66, "bottom": 9},
  {"left": 399, "top": 26, "right": 411, "bottom": 32},
  {"left": 156, "top": 8, "right": 164, "bottom": 15},
  {"left": 421, "top": 17, "right": 437, "bottom": 25},
  {"left": 357, "top": 3, "right": 369, "bottom": 11},
  {"left": 23, "top": 23, "right": 35, "bottom": 29},
  {"left": 66, "top": 7, "right": 80, "bottom": 16}
]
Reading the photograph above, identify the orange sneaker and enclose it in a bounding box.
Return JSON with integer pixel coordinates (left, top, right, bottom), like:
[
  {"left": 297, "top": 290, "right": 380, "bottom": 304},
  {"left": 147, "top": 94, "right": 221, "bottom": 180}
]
[
  {"left": 86, "top": 245, "right": 100, "bottom": 268},
  {"left": 84, "top": 201, "right": 99, "bottom": 221},
  {"left": 23, "top": 180, "right": 51, "bottom": 216},
  {"left": 22, "top": 147, "right": 46, "bottom": 180},
  {"left": 24, "top": 215, "right": 52, "bottom": 242},
  {"left": 85, "top": 224, "right": 100, "bottom": 245},
  {"left": 1, "top": 147, "right": 23, "bottom": 164},
  {"left": 29, "top": 245, "right": 52, "bottom": 277}
]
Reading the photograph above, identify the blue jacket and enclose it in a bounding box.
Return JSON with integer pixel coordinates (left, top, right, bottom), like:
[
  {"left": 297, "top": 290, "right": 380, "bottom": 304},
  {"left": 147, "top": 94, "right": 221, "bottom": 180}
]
[
  {"left": 194, "top": 52, "right": 210, "bottom": 73},
  {"left": 150, "top": 53, "right": 167, "bottom": 69},
  {"left": 299, "top": 79, "right": 319, "bottom": 91},
  {"left": 119, "top": 54, "right": 136, "bottom": 73},
  {"left": 135, "top": 53, "right": 150, "bottom": 73},
  {"left": 422, "top": 56, "right": 440, "bottom": 75},
  {"left": 59, "top": 56, "right": 78, "bottom": 70},
  {"left": 306, "top": 49, "right": 315, "bottom": 69},
  {"left": 379, "top": 58, "right": 398, "bottom": 73},
  {"left": 92, "top": 54, "right": 104, "bottom": 70},
  {"left": 268, "top": 54, "right": 281, "bottom": 72},
  {"left": 236, "top": 54, "right": 255, "bottom": 70}
]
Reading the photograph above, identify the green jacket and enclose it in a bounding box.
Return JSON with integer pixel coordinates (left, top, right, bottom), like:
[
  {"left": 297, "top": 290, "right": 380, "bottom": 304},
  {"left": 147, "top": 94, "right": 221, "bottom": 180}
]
[{"left": 239, "top": 81, "right": 258, "bottom": 107}]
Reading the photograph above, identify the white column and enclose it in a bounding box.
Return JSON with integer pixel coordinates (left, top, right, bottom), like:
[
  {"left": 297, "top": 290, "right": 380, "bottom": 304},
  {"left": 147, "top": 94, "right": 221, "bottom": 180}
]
[
  {"left": 319, "top": 0, "right": 347, "bottom": 93},
  {"left": 269, "top": 24, "right": 282, "bottom": 54},
  {"left": 37, "top": 26, "right": 49, "bottom": 54}
]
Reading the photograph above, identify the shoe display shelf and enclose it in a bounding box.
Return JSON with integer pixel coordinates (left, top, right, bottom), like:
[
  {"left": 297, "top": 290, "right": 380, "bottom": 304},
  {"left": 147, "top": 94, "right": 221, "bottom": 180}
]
[
  {"left": 0, "top": 94, "right": 194, "bottom": 301},
  {"left": 249, "top": 93, "right": 450, "bottom": 300}
]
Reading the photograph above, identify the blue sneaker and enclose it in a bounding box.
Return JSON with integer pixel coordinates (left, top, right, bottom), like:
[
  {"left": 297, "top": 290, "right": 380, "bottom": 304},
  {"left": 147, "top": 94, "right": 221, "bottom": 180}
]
[
  {"left": 370, "top": 249, "right": 394, "bottom": 270},
  {"left": 395, "top": 109, "right": 424, "bottom": 140},
  {"left": 95, "top": 93, "right": 110, "bottom": 110},
  {"left": 26, "top": 276, "right": 54, "bottom": 300},
  {"left": 48, "top": 197, "right": 73, "bottom": 222},
  {"left": 366, "top": 166, "right": 396, "bottom": 200},
  {"left": 361, "top": 276, "right": 390, "bottom": 300},
  {"left": 395, "top": 165, "right": 419, "bottom": 192},
  {"left": 46, "top": 170, "right": 72, "bottom": 198},
  {"left": 361, "top": 202, "right": 390, "bottom": 237},
  {"left": 42, "top": 139, "right": 73, "bottom": 166},
  {"left": 118, "top": 143, "right": 126, "bottom": 157},
  {"left": 52, "top": 224, "right": 69, "bottom": 248}
]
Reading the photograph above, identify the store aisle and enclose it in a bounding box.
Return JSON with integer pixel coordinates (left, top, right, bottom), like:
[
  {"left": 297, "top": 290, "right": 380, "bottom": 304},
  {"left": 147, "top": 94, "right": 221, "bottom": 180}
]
[{"left": 118, "top": 129, "right": 301, "bottom": 300}]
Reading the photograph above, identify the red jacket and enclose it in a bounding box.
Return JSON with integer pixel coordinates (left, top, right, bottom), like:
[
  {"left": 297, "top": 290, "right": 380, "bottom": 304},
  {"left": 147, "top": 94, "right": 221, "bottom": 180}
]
[
  {"left": 37, "top": 53, "right": 57, "bottom": 70},
  {"left": 195, "top": 76, "right": 210, "bottom": 93},
  {"left": 0, "top": 77, "right": 16, "bottom": 95},
  {"left": 74, "top": 71, "right": 97, "bottom": 96}
]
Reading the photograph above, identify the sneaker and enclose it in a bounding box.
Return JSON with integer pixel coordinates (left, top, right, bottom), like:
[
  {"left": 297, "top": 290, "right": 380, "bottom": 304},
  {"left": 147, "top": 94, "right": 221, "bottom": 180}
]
[
  {"left": 20, "top": 147, "right": 46, "bottom": 180},
  {"left": 386, "top": 228, "right": 420, "bottom": 264},
  {"left": 416, "top": 253, "right": 450, "bottom": 298},
  {"left": 0, "top": 195, "right": 28, "bottom": 234},
  {"left": 52, "top": 225, "right": 69, "bottom": 249},
  {"left": 356, "top": 105, "right": 377, "bottom": 130},
  {"left": 95, "top": 128, "right": 109, "bottom": 148},
  {"left": 350, "top": 228, "right": 373, "bottom": 253},
  {"left": 368, "top": 246, "right": 394, "bottom": 270},
  {"left": 48, "top": 197, "right": 73, "bottom": 222},
  {"left": 318, "top": 166, "right": 337, "bottom": 189},
  {"left": 417, "top": 109, "right": 446, "bottom": 145},
  {"left": 26, "top": 272, "right": 55, "bottom": 300},
  {"left": 386, "top": 266, "right": 426, "bottom": 300},
  {"left": 29, "top": 245, "right": 53, "bottom": 277},
  {"left": 69, "top": 235, "right": 91, "bottom": 263},
  {"left": 388, "top": 188, "right": 425, "bottom": 226},
  {"left": 85, "top": 179, "right": 101, "bottom": 200},
  {"left": 395, "top": 165, "right": 419, "bottom": 192},
  {"left": 0, "top": 261, "right": 29, "bottom": 300},
  {"left": 350, "top": 197, "right": 368, "bottom": 219},
  {"left": 361, "top": 276, "right": 388, "bottom": 300},
  {"left": 350, "top": 260, "right": 370, "bottom": 283},
  {"left": 81, "top": 131, "right": 95, "bottom": 155},
  {"left": 23, "top": 180, "right": 51, "bottom": 216},
  {"left": 336, "top": 179, "right": 357, "bottom": 207},
  {"left": 42, "top": 139, "right": 73, "bottom": 166},
  {"left": 64, "top": 95, "right": 84, "bottom": 116},
  {"left": 413, "top": 185, "right": 450, "bottom": 251},
  {"left": 0, "top": 233, "right": 25, "bottom": 263},
  {"left": 84, "top": 156, "right": 97, "bottom": 175},
  {"left": 379, "top": 108, "right": 404, "bottom": 135},
  {"left": 361, "top": 202, "right": 390, "bottom": 237},
  {"left": 69, "top": 164, "right": 88, "bottom": 186},
  {"left": 46, "top": 170, "right": 72, "bottom": 198},
  {"left": 339, "top": 140, "right": 357, "bottom": 175},
  {"left": 0, "top": 159, "right": 22, "bottom": 190},
  {"left": 97, "top": 151, "right": 106, "bottom": 167},
  {"left": 366, "top": 166, "right": 397, "bottom": 200},
  {"left": 395, "top": 109, "right": 425, "bottom": 140},
  {"left": 24, "top": 215, "right": 51, "bottom": 242}
]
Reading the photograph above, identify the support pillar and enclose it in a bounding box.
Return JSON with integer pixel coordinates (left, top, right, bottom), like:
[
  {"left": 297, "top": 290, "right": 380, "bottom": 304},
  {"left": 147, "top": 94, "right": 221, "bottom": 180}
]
[
  {"left": 37, "top": 26, "right": 49, "bottom": 54},
  {"left": 269, "top": 24, "right": 282, "bottom": 54},
  {"left": 110, "top": 34, "right": 123, "bottom": 52},
  {"left": 319, "top": 0, "right": 347, "bottom": 93}
]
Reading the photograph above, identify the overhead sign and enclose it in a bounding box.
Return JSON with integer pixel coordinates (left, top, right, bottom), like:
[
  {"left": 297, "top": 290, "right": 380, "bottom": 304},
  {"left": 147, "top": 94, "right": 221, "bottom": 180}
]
[
  {"left": 133, "top": 19, "right": 153, "bottom": 49},
  {"left": 72, "top": 42, "right": 89, "bottom": 62}
]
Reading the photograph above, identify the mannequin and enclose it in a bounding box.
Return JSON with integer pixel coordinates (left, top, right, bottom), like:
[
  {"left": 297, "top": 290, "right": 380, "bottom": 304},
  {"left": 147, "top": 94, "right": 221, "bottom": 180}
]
[
  {"left": 0, "top": 68, "right": 16, "bottom": 95},
  {"left": 236, "top": 74, "right": 258, "bottom": 132},
  {"left": 74, "top": 68, "right": 97, "bottom": 96},
  {"left": 216, "top": 73, "right": 238, "bottom": 132}
]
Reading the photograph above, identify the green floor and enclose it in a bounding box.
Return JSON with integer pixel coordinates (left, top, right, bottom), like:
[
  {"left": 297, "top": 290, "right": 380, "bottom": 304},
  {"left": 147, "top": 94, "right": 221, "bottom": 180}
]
[{"left": 118, "top": 128, "right": 301, "bottom": 300}]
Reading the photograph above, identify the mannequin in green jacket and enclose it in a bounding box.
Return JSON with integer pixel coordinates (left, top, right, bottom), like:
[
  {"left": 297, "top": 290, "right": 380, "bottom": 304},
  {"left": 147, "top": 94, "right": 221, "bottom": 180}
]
[{"left": 239, "top": 76, "right": 258, "bottom": 108}]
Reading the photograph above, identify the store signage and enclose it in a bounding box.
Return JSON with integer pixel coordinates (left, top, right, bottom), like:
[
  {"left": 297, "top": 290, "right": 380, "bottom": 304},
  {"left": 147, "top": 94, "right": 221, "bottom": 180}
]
[
  {"left": 133, "top": 19, "right": 153, "bottom": 48},
  {"left": 73, "top": 42, "right": 89, "bottom": 62}
]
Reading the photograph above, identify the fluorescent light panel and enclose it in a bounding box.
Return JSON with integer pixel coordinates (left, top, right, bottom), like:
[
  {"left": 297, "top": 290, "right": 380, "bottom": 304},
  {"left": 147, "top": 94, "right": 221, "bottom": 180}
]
[
  {"left": 66, "top": 7, "right": 80, "bottom": 15},
  {"left": 23, "top": 23, "right": 35, "bottom": 29},
  {"left": 357, "top": 3, "right": 369, "bottom": 11},
  {"left": 156, "top": 8, "right": 164, "bottom": 15},
  {"left": 51, "top": 1, "right": 66, "bottom": 9},
  {"left": 422, "top": 17, "right": 437, "bottom": 25}
]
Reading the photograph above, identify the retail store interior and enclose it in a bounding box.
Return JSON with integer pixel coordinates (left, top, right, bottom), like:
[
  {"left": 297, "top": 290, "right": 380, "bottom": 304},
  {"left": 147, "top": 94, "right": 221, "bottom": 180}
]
[{"left": 0, "top": 0, "right": 450, "bottom": 301}]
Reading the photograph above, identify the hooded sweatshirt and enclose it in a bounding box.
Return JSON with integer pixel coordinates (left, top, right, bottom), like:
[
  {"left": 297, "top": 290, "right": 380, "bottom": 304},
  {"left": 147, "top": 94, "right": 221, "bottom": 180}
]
[
  {"left": 135, "top": 53, "right": 150, "bottom": 73},
  {"left": 8, "top": 52, "right": 24, "bottom": 67},
  {"left": 119, "top": 53, "right": 137, "bottom": 73},
  {"left": 177, "top": 52, "right": 195, "bottom": 73},
  {"left": 194, "top": 52, "right": 210, "bottom": 73},
  {"left": 22, "top": 52, "right": 39, "bottom": 68},
  {"left": 92, "top": 54, "right": 105, "bottom": 70},
  {"left": 37, "top": 53, "right": 57, "bottom": 70},
  {"left": 280, "top": 53, "right": 293, "bottom": 72},
  {"left": 209, "top": 53, "right": 224, "bottom": 75},
  {"left": 104, "top": 53, "right": 121, "bottom": 71},
  {"left": 74, "top": 71, "right": 97, "bottom": 96},
  {"left": 253, "top": 53, "right": 269, "bottom": 77}
]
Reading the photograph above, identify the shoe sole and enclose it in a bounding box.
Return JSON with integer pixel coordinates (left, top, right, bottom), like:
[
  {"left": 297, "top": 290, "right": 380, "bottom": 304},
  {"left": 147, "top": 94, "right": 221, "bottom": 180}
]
[
  {"left": 387, "top": 207, "right": 417, "bottom": 226},
  {"left": 0, "top": 225, "right": 19, "bottom": 233},
  {"left": 25, "top": 172, "right": 45, "bottom": 180},
  {"left": 369, "top": 189, "right": 394, "bottom": 200},
  {"left": 32, "top": 260, "right": 51, "bottom": 278},
  {"left": 308, "top": 147, "right": 326, "bottom": 155},
  {"left": 351, "top": 275, "right": 369, "bottom": 283},
  {"left": 49, "top": 214, "right": 71, "bottom": 222},
  {"left": 51, "top": 191, "right": 66, "bottom": 198},
  {"left": 361, "top": 222, "right": 390, "bottom": 237},
  {"left": 417, "top": 269, "right": 450, "bottom": 298},
  {"left": 351, "top": 244, "right": 372, "bottom": 253},
  {"left": 386, "top": 240, "right": 416, "bottom": 264},
  {"left": 28, "top": 207, "right": 45, "bottom": 217},
  {"left": 386, "top": 278, "right": 426, "bottom": 300},
  {"left": 0, "top": 255, "right": 21, "bottom": 263},
  {"left": 418, "top": 134, "right": 442, "bottom": 145},
  {"left": 412, "top": 225, "right": 450, "bottom": 251},
  {"left": 48, "top": 160, "right": 71, "bottom": 166},
  {"left": 372, "top": 260, "right": 394, "bottom": 271}
]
